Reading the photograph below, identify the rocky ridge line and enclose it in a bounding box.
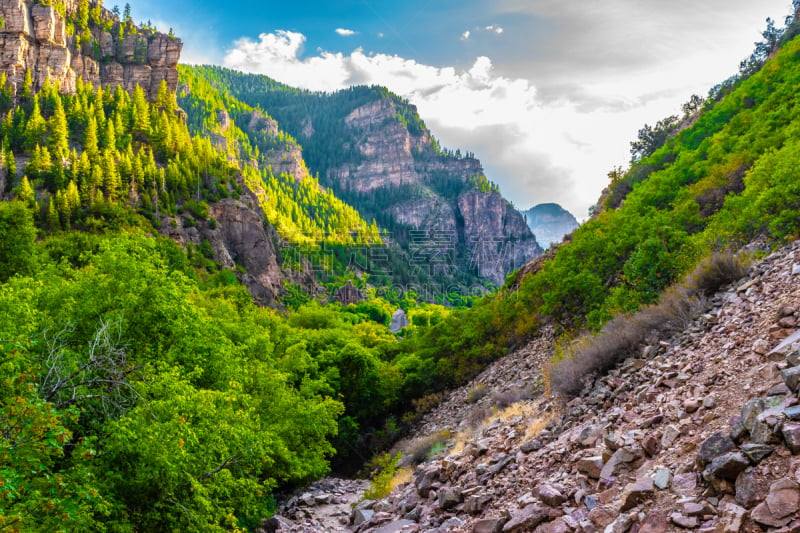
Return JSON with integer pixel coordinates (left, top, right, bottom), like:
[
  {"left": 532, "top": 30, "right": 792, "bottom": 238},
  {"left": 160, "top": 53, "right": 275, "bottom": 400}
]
[
  {"left": 328, "top": 97, "right": 542, "bottom": 286},
  {"left": 0, "top": 0, "right": 181, "bottom": 100}
]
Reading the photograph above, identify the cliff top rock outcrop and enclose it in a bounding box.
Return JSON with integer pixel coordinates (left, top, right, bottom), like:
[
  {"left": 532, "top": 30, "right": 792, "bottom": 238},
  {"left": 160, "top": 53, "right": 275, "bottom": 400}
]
[{"left": 0, "top": 0, "right": 181, "bottom": 100}]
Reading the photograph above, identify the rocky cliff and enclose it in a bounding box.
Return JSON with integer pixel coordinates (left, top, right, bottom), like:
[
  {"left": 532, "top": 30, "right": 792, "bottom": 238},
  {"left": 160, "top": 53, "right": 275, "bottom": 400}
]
[
  {"left": 0, "top": 0, "right": 181, "bottom": 100},
  {"left": 522, "top": 203, "right": 580, "bottom": 249},
  {"left": 329, "top": 98, "right": 542, "bottom": 286},
  {"left": 160, "top": 190, "right": 283, "bottom": 306}
]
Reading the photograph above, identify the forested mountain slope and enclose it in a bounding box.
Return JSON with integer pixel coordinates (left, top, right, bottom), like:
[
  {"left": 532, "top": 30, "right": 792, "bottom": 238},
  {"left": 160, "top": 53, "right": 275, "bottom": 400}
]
[{"left": 183, "top": 66, "right": 542, "bottom": 288}]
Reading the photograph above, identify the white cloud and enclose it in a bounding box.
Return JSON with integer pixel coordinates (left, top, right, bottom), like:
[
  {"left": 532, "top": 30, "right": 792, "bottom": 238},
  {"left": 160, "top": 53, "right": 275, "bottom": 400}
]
[
  {"left": 461, "top": 30, "right": 471, "bottom": 41},
  {"left": 485, "top": 25, "right": 504, "bottom": 34},
  {"left": 335, "top": 28, "right": 357, "bottom": 37}
]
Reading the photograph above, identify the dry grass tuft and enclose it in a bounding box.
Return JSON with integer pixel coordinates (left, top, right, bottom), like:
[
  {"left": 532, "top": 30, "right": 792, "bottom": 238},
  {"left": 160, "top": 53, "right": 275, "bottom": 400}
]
[
  {"left": 465, "top": 383, "right": 489, "bottom": 404},
  {"left": 550, "top": 251, "right": 748, "bottom": 397},
  {"left": 398, "top": 430, "right": 451, "bottom": 467},
  {"left": 388, "top": 468, "right": 413, "bottom": 492},
  {"left": 491, "top": 386, "right": 534, "bottom": 409}
]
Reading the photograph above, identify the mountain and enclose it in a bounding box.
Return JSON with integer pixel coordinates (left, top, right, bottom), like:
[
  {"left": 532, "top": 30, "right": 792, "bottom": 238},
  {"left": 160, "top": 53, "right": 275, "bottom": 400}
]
[
  {"left": 0, "top": 3, "right": 546, "bottom": 529},
  {"left": 182, "top": 66, "right": 543, "bottom": 288},
  {"left": 402, "top": 9, "right": 800, "bottom": 374},
  {"left": 521, "top": 202, "right": 580, "bottom": 249}
]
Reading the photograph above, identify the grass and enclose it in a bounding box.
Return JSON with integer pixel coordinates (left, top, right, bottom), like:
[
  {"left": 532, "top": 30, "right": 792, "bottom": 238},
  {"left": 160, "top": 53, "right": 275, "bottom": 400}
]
[
  {"left": 549, "top": 251, "right": 748, "bottom": 397},
  {"left": 466, "top": 383, "right": 489, "bottom": 404},
  {"left": 397, "top": 430, "right": 451, "bottom": 467}
]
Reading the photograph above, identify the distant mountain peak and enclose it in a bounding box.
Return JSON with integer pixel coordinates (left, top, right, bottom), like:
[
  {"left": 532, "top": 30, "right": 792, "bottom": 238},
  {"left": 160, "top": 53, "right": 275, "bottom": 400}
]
[{"left": 521, "top": 203, "right": 579, "bottom": 249}]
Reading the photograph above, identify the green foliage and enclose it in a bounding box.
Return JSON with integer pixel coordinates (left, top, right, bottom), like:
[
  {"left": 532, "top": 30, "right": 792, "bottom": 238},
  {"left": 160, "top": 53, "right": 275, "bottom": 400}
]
[
  {"left": 177, "top": 65, "right": 381, "bottom": 247},
  {"left": 362, "top": 452, "right": 401, "bottom": 501},
  {"left": 0, "top": 233, "right": 375, "bottom": 530},
  {"left": 0, "top": 201, "right": 37, "bottom": 282},
  {"left": 179, "top": 65, "right": 498, "bottom": 297}
]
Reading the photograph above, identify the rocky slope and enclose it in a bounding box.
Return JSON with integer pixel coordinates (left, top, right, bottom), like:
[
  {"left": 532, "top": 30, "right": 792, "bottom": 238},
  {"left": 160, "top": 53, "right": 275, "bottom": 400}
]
[
  {"left": 266, "top": 238, "right": 800, "bottom": 532},
  {"left": 521, "top": 204, "right": 580, "bottom": 250},
  {"left": 329, "top": 98, "right": 542, "bottom": 285},
  {"left": 0, "top": 0, "right": 181, "bottom": 100}
]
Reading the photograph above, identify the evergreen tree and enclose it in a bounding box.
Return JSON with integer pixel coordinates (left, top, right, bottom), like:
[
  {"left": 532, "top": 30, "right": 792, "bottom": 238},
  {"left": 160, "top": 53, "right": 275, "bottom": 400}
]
[
  {"left": 19, "top": 69, "right": 33, "bottom": 104},
  {"left": 47, "top": 97, "right": 69, "bottom": 156},
  {"left": 17, "top": 176, "right": 35, "bottom": 208},
  {"left": 24, "top": 99, "right": 47, "bottom": 150},
  {"left": 84, "top": 115, "right": 99, "bottom": 156},
  {"left": 131, "top": 85, "right": 151, "bottom": 141},
  {"left": 46, "top": 196, "right": 60, "bottom": 230},
  {"left": 101, "top": 117, "right": 116, "bottom": 149},
  {"left": 5, "top": 148, "right": 16, "bottom": 185}
]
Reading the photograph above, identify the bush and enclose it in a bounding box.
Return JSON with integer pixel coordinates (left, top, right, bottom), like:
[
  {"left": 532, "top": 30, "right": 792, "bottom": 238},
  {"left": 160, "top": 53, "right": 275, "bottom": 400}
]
[
  {"left": 362, "top": 452, "right": 402, "bottom": 501},
  {"left": 466, "top": 383, "right": 489, "bottom": 404},
  {"left": 549, "top": 251, "right": 748, "bottom": 397},
  {"left": 491, "top": 386, "right": 534, "bottom": 409},
  {"left": 400, "top": 430, "right": 451, "bottom": 466}
]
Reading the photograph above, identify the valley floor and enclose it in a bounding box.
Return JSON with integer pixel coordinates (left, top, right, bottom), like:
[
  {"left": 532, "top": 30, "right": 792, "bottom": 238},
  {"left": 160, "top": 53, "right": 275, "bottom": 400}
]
[{"left": 266, "top": 239, "right": 800, "bottom": 533}]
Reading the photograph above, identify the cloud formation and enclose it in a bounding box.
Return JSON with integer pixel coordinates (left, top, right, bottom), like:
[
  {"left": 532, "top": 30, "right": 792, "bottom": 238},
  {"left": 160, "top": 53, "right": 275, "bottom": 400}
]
[{"left": 335, "top": 28, "right": 357, "bottom": 37}]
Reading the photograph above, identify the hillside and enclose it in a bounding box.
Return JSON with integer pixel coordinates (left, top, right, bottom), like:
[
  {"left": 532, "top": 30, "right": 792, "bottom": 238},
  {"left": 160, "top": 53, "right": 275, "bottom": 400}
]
[
  {"left": 296, "top": 238, "right": 800, "bottom": 533},
  {"left": 3, "top": 1, "right": 800, "bottom": 532},
  {"left": 395, "top": 11, "right": 800, "bottom": 382}
]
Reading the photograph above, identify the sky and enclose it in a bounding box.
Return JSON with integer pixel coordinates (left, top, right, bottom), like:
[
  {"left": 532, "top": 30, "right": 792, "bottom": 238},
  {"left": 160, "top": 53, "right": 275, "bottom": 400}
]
[{"left": 127, "top": 0, "right": 795, "bottom": 218}]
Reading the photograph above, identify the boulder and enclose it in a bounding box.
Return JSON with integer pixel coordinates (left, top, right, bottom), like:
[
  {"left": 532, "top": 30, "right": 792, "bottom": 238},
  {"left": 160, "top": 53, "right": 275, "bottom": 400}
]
[
  {"left": 502, "top": 504, "right": 559, "bottom": 532},
  {"left": 473, "top": 517, "right": 509, "bottom": 533},
  {"left": 620, "top": 476, "right": 655, "bottom": 512}
]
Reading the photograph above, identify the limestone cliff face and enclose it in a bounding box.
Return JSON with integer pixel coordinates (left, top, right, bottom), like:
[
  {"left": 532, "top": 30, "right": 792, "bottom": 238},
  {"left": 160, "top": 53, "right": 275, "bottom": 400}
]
[
  {"left": 160, "top": 192, "right": 283, "bottom": 306},
  {"left": 330, "top": 99, "right": 423, "bottom": 192},
  {"left": 329, "top": 98, "right": 542, "bottom": 285},
  {"left": 247, "top": 110, "right": 309, "bottom": 181},
  {"left": 0, "top": 0, "right": 181, "bottom": 100},
  {"left": 458, "top": 191, "right": 543, "bottom": 284}
]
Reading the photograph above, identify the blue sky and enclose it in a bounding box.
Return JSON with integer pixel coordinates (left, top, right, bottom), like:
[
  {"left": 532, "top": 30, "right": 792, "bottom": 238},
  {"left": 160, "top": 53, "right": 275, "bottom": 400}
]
[
  {"left": 127, "top": 0, "right": 512, "bottom": 66},
  {"left": 125, "top": 0, "right": 795, "bottom": 217}
]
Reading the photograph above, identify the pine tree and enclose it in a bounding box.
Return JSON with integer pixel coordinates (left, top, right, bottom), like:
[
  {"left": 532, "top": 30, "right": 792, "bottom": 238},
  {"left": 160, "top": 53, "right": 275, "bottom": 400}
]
[
  {"left": 6, "top": 148, "right": 16, "bottom": 183},
  {"left": 101, "top": 118, "right": 116, "bottom": 149},
  {"left": 24, "top": 99, "right": 47, "bottom": 150},
  {"left": 17, "top": 176, "right": 35, "bottom": 208},
  {"left": 84, "top": 116, "right": 99, "bottom": 156},
  {"left": 48, "top": 97, "right": 69, "bottom": 157},
  {"left": 20, "top": 70, "right": 33, "bottom": 104},
  {"left": 155, "top": 80, "right": 175, "bottom": 113},
  {"left": 103, "top": 149, "right": 121, "bottom": 202},
  {"left": 46, "top": 196, "right": 60, "bottom": 230},
  {"left": 131, "top": 85, "right": 151, "bottom": 141},
  {"left": 0, "top": 73, "right": 12, "bottom": 114}
]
